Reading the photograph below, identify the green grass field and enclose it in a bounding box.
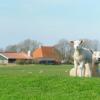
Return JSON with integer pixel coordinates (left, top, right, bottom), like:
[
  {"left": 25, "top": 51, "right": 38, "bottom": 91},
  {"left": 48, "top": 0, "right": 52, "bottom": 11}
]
[{"left": 0, "top": 64, "right": 100, "bottom": 100}]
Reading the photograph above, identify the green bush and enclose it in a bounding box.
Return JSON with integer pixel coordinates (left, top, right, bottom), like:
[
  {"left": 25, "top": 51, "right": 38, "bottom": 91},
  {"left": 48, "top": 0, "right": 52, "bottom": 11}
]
[
  {"left": 16, "top": 59, "right": 34, "bottom": 65},
  {"left": 16, "top": 60, "right": 26, "bottom": 65}
]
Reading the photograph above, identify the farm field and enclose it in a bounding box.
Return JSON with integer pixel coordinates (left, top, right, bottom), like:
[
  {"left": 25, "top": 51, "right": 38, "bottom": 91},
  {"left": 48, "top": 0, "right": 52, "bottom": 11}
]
[{"left": 0, "top": 64, "right": 100, "bottom": 100}]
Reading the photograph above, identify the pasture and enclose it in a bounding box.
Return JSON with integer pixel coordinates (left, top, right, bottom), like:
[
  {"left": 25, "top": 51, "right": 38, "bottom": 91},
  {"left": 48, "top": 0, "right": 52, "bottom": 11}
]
[{"left": 0, "top": 64, "right": 100, "bottom": 100}]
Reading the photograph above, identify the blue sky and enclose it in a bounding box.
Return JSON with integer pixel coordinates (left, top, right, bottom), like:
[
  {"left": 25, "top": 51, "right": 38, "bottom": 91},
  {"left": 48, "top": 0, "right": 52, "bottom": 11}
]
[{"left": 0, "top": 0, "right": 100, "bottom": 48}]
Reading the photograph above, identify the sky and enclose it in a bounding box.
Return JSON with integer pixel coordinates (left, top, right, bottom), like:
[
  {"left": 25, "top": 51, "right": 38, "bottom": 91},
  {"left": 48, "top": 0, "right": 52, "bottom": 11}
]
[{"left": 0, "top": 0, "right": 100, "bottom": 48}]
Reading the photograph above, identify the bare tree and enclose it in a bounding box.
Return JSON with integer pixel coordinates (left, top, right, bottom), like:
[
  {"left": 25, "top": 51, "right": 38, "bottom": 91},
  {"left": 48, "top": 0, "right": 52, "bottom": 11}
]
[
  {"left": 81, "top": 39, "right": 99, "bottom": 51},
  {"left": 5, "top": 39, "right": 42, "bottom": 53},
  {"left": 54, "top": 39, "right": 73, "bottom": 64},
  {"left": 5, "top": 45, "right": 17, "bottom": 52}
]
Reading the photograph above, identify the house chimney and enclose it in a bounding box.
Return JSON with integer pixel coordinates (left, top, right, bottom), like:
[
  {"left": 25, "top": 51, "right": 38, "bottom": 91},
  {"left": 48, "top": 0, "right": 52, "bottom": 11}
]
[{"left": 27, "top": 50, "right": 31, "bottom": 57}]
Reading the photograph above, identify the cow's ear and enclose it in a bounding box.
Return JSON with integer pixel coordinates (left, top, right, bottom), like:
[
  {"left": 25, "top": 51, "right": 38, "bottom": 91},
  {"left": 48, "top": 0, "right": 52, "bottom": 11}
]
[
  {"left": 69, "top": 41, "right": 74, "bottom": 46},
  {"left": 70, "top": 41, "right": 74, "bottom": 44},
  {"left": 80, "top": 40, "right": 84, "bottom": 44}
]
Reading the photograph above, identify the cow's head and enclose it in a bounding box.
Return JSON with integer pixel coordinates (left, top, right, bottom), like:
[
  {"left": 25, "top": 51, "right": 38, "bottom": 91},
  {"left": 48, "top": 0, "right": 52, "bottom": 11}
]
[{"left": 70, "top": 40, "right": 83, "bottom": 50}]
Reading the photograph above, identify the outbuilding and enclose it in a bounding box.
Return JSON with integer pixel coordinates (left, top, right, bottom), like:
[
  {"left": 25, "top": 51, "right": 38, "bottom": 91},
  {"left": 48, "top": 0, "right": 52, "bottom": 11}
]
[
  {"left": 0, "top": 52, "right": 32, "bottom": 64},
  {"left": 32, "top": 46, "right": 61, "bottom": 64}
]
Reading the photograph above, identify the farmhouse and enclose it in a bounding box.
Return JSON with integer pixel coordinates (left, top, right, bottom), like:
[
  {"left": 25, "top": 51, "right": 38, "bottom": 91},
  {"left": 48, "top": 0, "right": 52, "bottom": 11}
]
[
  {"left": 0, "top": 52, "right": 32, "bottom": 64},
  {"left": 32, "top": 46, "right": 60, "bottom": 64}
]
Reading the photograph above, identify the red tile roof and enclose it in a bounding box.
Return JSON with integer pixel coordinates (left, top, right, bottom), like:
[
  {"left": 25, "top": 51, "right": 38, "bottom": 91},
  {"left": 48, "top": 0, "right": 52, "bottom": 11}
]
[
  {"left": 32, "top": 46, "right": 60, "bottom": 61},
  {"left": 0, "top": 52, "right": 32, "bottom": 59}
]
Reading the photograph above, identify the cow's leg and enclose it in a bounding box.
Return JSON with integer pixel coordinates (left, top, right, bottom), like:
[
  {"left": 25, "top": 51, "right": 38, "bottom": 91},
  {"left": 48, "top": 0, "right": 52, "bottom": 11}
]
[
  {"left": 86, "top": 63, "right": 92, "bottom": 77},
  {"left": 85, "top": 63, "right": 92, "bottom": 77},
  {"left": 79, "top": 62, "right": 84, "bottom": 77},
  {"left": 74, "top": 60, "right": 78, "bottom": 76},
  {"left": 92, "top": 60, "right": 97, "bottom": 77}
]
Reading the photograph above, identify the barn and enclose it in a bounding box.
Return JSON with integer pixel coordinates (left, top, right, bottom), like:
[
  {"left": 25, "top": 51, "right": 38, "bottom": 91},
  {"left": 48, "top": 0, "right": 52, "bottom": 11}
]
[
  {"left": 0, "top": 52, "right": 32, "bottom": 64},
  {"left": 32, "top": 46, "right": 61, "bottom": 64}
]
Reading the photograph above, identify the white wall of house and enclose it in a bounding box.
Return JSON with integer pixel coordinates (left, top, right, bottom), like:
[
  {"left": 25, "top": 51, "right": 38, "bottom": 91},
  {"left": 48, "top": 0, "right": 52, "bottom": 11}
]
[
  {"left": 0, "top": 60, "right": 8, "bottom": 64},
  {"left": 0, "top": 54, "right": 8, "bottom": 64}
]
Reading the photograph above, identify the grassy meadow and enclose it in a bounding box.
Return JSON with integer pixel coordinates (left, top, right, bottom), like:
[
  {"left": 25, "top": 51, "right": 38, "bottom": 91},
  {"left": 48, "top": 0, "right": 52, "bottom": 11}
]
[{"left": 0, "top": 64, "right": 100, "bottom": 100}]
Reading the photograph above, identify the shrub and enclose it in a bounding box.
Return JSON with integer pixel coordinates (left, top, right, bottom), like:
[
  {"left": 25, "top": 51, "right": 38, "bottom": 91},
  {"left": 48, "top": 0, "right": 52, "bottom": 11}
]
[
  {"left": 16, "top": 60, "right": 26, "bottom": 65},
  {"left": 16, "top": 59, "right": 34, "bottom": 65}
]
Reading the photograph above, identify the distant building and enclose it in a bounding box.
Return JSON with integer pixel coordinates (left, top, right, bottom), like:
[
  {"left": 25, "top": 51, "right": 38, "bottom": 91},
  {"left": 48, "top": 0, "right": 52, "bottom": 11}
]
[
  {"left": 32, "top": 46, "right": 61, "bottom": 64},
  {"left": 0, "top": 52, "right": 32, "bottom": 64}
]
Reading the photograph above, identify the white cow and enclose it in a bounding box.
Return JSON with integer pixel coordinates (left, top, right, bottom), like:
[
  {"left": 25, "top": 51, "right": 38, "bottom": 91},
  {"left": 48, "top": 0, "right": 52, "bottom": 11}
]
[
  {"left": 70, "top": 40, "right": 93, "bottom": 77},
  {"left": 92, "top": 51, "right": 100, "bottom": 76}
]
